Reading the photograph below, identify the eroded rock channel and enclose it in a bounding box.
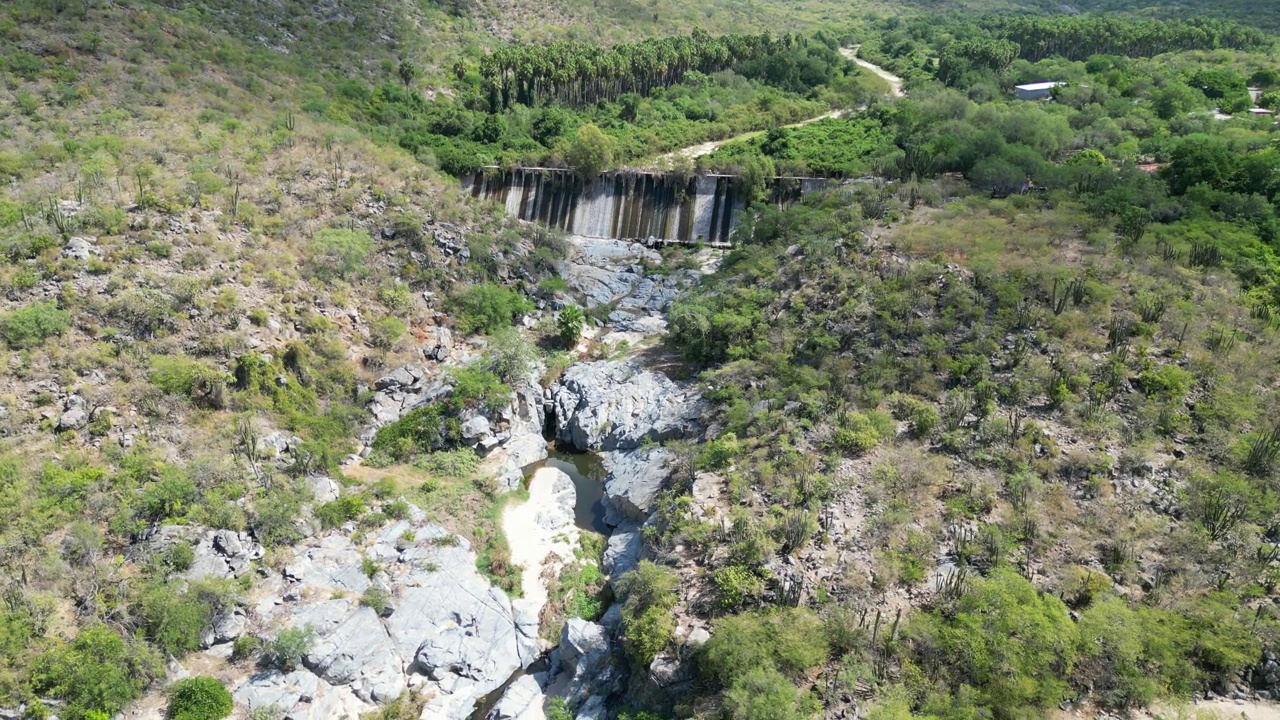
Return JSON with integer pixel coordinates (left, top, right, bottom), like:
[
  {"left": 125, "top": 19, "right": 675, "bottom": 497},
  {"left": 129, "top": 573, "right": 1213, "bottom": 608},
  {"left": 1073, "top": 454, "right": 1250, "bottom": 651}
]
[{"left": 153, "top": 235, "right": 711, "bottom": 720}]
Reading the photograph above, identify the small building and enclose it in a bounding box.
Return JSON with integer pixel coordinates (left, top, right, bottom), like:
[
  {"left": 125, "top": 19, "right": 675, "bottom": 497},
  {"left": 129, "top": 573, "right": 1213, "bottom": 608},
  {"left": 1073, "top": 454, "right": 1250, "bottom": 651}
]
[
  {"left": 1249, "top": 107, "right": 1275, "bottom": 116},
  {"left": 1014, "top": 81, "right": 1063, "bottom": 101}
]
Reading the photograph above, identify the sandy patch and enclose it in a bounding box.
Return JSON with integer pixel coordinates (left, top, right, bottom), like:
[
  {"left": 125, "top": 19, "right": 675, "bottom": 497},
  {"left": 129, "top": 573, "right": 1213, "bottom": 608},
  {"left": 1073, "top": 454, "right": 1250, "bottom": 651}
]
[{"left": 502, "top": 467, "right": 581, "bottom": 621}]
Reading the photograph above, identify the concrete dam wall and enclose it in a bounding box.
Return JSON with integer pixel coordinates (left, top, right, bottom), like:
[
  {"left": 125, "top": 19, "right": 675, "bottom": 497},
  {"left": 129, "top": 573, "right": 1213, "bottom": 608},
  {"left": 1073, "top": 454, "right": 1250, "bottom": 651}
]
[{"left": 464, "top": 168, "right": 829, "bottom": 244}]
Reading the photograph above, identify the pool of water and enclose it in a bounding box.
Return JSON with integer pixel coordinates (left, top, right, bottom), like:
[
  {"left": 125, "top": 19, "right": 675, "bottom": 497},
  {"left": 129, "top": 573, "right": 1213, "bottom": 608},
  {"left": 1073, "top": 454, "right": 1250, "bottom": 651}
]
[{"left": 522, "top": 446, "right": 608, "bottom": 534}]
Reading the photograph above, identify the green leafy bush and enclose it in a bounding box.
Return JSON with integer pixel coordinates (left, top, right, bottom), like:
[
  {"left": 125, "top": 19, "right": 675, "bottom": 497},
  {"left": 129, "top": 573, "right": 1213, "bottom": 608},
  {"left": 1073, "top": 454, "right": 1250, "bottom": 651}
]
[
  {"left": 413, "top": 449, "right": 480, "bottom": 478},
  {"left": 565, "top": 123, "right": 615, "bottom": 179},
  {"left": 315, "top": 493, "right": 367, "bottom": 529},
  {"left": 481, "top": 328, "right": 538, "bottom": 384},
  {"left": 371, "top": 404, "right": 446, "bottom": 461},
  {"left": 830, "top": 412, "right": 882, "bottom": 455},
  {"left": 251, "top": 484, "right": 306, "bottom": 548},
  {"left": 270, "top": 625, "right": 315, "bottom": 671},
  {"left": 369, "top": 316, "right": 406, "bottom": 349},
  {"left": 167, "top": 676, "right": 233, "bottom": 720},
  {"left": 891, "top": 395, "right": 939, "bottom": 439},
  {"left": 700, "top": 607, "right": 828, "bottom": 686},
  {"left": 107, "top": 289, "right": 177, "bottom": 338},
  {"left": 1138, "top": 363, "right": 1194, "bottom": 402},
  {"left": 449, "top": 366, "right": 510, "bottom": 412},
  {"left": 361, "top": 587, "right": 391, "bottom": 615},
  {"left": 28, "top": 625, "right": 163, "bottom": 719},
  {"left": 138, "top": 466, "right": 198, "bottom": 522},
  {"left": 712, "top": 564, "right": 765, "bottom": 609},
  {"left": 137, "top": 579, "right": 235, "bottom": 656},
  {"left": 310, "top": 228, "right": 373, "bottom": 279},
  {"left": 906, "top": 569, "right": 1078, "bottom": 715},
  {"left": 0, "top": 301, "right": 71, "bottom": 349},
  {"left": 557, "top": 305, "right": 584, "bottom": 347},
  {"left": 617, "top": 561, "right": 679, "bottom": 668},
  {"left": 231, "top": 635, "right": 262, "bottom": 663},
  {"left": 698, "top": 432, "right": 742, "bottom": 471},
  {"left": 149, "top": 356, "right": 231, "bottom": 408},
  {"left": 722, "top": 666, "right": 818, "bottom": 720},
  {"left": 451, "top": 283, "right": 533, "bottom": 335}
]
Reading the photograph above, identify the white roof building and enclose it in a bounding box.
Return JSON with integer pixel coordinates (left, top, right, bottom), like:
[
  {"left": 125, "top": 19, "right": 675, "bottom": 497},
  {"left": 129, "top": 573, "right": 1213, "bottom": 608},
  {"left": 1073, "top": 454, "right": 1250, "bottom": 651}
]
[{"left": 1015, "top": 81, "right": 1064, "bottom": 100}]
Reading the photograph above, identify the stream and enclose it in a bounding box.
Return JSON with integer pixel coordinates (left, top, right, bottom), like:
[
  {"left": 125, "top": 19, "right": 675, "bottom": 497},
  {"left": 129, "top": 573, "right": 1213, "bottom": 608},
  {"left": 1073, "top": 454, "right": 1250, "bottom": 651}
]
[
  {"left": 472, "top": 446, "right": 608, "bottom": 719},
  {"left": 522, "top": 447, "right": 609, "bottom": 534}
]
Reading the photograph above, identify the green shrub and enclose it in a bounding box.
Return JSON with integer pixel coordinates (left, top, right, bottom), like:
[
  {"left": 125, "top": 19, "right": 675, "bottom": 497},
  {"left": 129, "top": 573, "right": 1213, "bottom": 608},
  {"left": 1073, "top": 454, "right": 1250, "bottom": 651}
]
[
  {"left": 452, "top": 283, "right": 533, "bottom": 335},
  {"left": 371, "top": 404, "right": 446, "bottom": 461},
  {"left": 378, "top": 282, "right": 413, "bottom": 312},
  {"left": 310, "top": 228, "right": 373, "bottom": 279},
  {"left": 138, "top": 466, "right": 198, "bottom": 522},
  {"left": 0, "top": 301, "right": 71, "bottom": 349},
  {"left": 565, "top": 123, "right": 615, "bottom": 179},
  {"left": 482, "top": 327, "right": 538, "bottom": 384},
  {"left": 890, "top": 395, "right": 939, "bottom": 439},
  {"left": 146, "top": 240, "right": 174, "bottom": 258},
  {"left": 700, "top": 607, "right": 828, "bottom": 686},
  {"left": 137, "top": 579, "right": 234, "bottom": 656},
  {"left": 167, "top": 676, "right": 233, "bottom": 720},
  {"left": 315, "top": 493, "right": 367, "bottom": 529},
  {"left": 712, "top": 564, "right": 765, "bottom": 609},
  {"left": 905, "top": 568, "right": 1077, "bottom": 715},
  {"left": 413, "top": 449, "right": 480, "bottom": 478},
  {"left": 108, "top": 289, "right": 176, "bottom": 338},
  {"left": 370, "top": 316, "right": 406, "bottom": 349},
  {"left": 1138, "top": 363, "right": 1194, "bottom": 402},
  {"left": 698, "top": 432, "right": 741, "bottom": 471},
  {"left": 270, "top": 625, "right": 315, "bottom": 671},
  {"left": 830, "top": 412, "right": 881, "bottom": 455},
  {"left": 251, "top": 485, "right": 305, "bottom": 548},
  {"left": 231, "top": 634, "right": 262, "bottom": 663},
  {"left": 164, "top": 542, "right": 195, "bottom": 572},
  {"left": 149, "top": 356, "right": 231, "bottom": 406},
  {"left": 361, "top": 587, "right": 391, "bottom": 615},
  {"left": 558, "top": 305, "right": 584, "bottom": 347},
  {"left": 28, "top": 625, "right": 163, "bottom": 719},
  {"left": 722, "top": 666, "right": 817, "bottom": 720},
  {"left": 450, "top": 366, "right": 511, "bottom": 412},
  {"left": 617, "top": 561, "right": 679, "bottom": 668}
]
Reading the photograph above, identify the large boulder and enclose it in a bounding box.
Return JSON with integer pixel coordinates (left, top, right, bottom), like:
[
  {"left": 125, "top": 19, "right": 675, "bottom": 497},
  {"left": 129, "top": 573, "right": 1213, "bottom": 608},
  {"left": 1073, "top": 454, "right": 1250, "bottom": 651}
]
[
  {"left": 385, "top": 540, "right": 534, "bottom": 719},
  {"left": 282, "top": 536, "right": 371, "bottom": 594},
  {"left": 491, "top": 379, "right": 550, "bottom": 492},
  {"left": 554, "top": 619, "right": 617, "bottom": 706},
  {"left": 233, "top": 670, "right": 372, "bottom": 719},
  {"left": 304, "top": 606, "right": 406, "bottom": 702},
  {"left": 559, "top": 619, "right": 609, "bottom": 672},
  {"left": 553, "top": 362, "right": 702, "bottom": 452},
  {"left": 61, "top": 236, "right": 94, "bottom": 261},
  {"left": 559, "top": 238, "right": 661, "bottom": 308},
  {"left": 576, "top": 695, "right": 608, "bottom": 720},
  {"left": 602, "top": 448, "right": 671, "bottom": 524},
  {"left": 602, "top": 522, "right": 644, "bottom": 577},
  {"left": 487, "top": 673, "right": 545, "bottom": 720}
]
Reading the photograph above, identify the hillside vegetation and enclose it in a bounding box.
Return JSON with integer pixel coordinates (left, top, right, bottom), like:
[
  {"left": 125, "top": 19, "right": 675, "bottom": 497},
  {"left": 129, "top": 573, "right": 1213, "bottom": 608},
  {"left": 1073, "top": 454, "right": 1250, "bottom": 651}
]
[
  {"left": 4, "top": 0, "right": 1280, "bottom": 718},
  {"left": 0, "top": 0, "right": 559, "bottom": 713}
]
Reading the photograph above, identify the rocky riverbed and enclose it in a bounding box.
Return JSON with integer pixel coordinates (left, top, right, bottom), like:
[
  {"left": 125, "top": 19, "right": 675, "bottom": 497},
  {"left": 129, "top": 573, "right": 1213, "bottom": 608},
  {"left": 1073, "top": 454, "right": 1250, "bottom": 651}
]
[{"left": 124, "top": 236, "right": 713, "bottom": 720}]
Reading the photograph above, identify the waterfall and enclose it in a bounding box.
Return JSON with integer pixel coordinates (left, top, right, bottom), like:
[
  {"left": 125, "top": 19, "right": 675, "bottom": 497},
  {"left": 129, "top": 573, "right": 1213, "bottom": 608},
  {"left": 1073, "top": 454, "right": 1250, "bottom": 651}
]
[{"left": 466, "top": 168, "right": 829, "bottom": 244}]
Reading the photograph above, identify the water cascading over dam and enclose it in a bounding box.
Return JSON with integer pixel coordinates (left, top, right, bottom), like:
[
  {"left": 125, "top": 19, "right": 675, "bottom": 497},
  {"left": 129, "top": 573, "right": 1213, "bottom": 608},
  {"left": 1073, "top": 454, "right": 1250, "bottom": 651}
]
[{"left": 464, "top": 168, "right": 829, "bottom": 244}]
